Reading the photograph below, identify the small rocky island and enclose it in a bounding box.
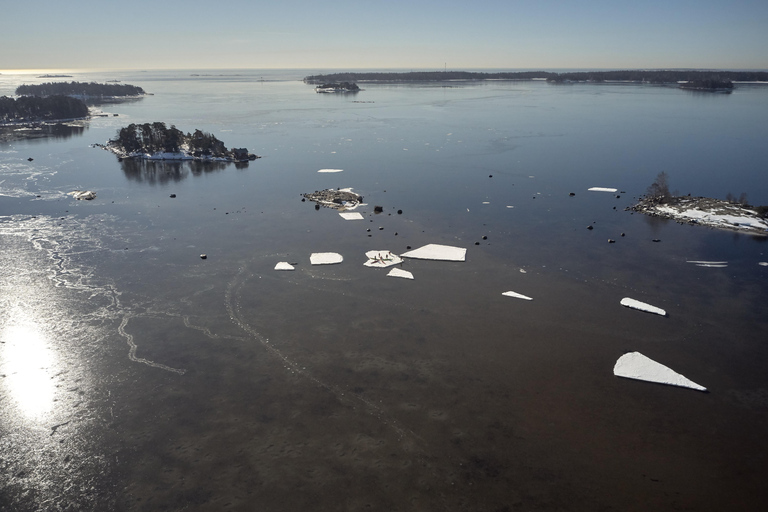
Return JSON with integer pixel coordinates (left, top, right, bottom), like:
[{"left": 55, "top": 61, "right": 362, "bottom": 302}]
[
  {"left": 101, "top": 122, "right": 259, "bottom": 162},
  {"left": 315, "top": 82, "right": 360, "bottom": 93},
  {"left": 631, "top": 172, "right": 768, "bottom": 235}
]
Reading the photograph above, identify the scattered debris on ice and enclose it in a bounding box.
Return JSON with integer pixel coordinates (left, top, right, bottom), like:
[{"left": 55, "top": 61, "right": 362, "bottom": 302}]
[
  {"left": 620, "top": 297, "right": 666, "bottom": 316},
  {"left": 387, "top": 268, "right": 414, "bottom": 279},
  {"left": 310, "top": 252, "right": 343, "bottom": 265},
  {"left": 69, "top": 190, "right": 96, "bottom": 200},
  {"left": 339, "top": 212, "right": 364, "bottom": 220},
  {"left": 687, "top": 260, "right": 728, "bottom": 268},
  {"left": 274, "top": 262, "right": 295, "bottom": 271},
  {"left": 363, "top": 250, "right": 403, "bottom": 268},
  {"left": 318, "top": 168, "right": 343, "bottom": 173},
  {"left": 588, "top": 187, "right": 618, "bottom": 193},
  {"left": 613, "top": 352, "right": 707, "bottom": 392},
  {"left": 401, "top": 244, "right": 467, "bottom": 262},
  {"left": 502, "top": 291, "right": 533, "bottom": 301}
]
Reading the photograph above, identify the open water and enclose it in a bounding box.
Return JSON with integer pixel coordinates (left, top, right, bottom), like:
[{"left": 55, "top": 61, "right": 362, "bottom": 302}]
[{"left": 1, "top": 69, "right": 768, "bottom": 511}]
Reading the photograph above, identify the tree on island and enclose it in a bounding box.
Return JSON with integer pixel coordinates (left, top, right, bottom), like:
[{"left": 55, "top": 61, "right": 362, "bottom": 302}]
[
  {"left": 0, "top": 95, "right": 89, "bottom": 123},
  {"left": 646, "top": 171, "right": 671, "bottom": 203}
]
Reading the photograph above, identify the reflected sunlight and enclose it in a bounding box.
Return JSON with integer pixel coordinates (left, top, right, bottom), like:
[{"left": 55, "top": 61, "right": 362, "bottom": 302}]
[{"left": 1, "top": 324, "right": 56, "bottom": 420}]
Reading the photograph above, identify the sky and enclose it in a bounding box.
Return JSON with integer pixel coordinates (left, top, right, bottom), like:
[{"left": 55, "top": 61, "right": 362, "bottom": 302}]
[{"left": 2, "top": 0, "right": 767, "bottom": 72}]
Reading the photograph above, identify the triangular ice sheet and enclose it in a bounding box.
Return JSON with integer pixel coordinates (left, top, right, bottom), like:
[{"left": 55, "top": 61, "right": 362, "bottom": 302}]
[
  {"left": 502, "top": 291, "right": 533, "bottom": 301},
  {"left": 274, "top": 262, "right": 295, "bottom": 271},
  {"left": 613, "top": 352, "right": 707, "bottom": 392},
  {"left": 387, "top": 268, "right": 414, "bottom": 280},
  {"left": 620, "top": 297, "right": 666, "bottom": 316},
  {"left": 401, "top": 244, "right": 466, "bottom": 262}
]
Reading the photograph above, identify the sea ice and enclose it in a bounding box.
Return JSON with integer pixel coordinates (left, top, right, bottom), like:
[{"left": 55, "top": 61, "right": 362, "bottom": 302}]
[
  {"left": 686, "top": 260, "right": 728, "bottom": 268},
  {"left": 401, "top": 244, "right": 466, "bottom": 262},
  {"left": 502, "top": 291, "right": 533, "bottom": 301},
  {"left": 318, "top": 168, "right": 343, "bottom": 173},
  {"left": 363, "top": 250, "right": 403, "bottom": 268},
  {"left": 274, "top": 262, "right": 295, "bottom": 271},
  {"left": 69, "top": 190, "right": 96, "bottom": 200},
  {"left": 387, "top": 268, "right": 414, "bottom": 279},
  {"left": 620, "top": 297, "right": 666, "bottom": 316},
  {"left": 588, "top": 187, "right": 618, "bottom": 193},
  {"left": 339, "top": 212, "right": 364, "bottom": 220},
  {"left": 613, "top": 352, "right": 707, "bottom": 392},
  {"left": 310, "top": 252, "right": 343, "bottom": 265}
]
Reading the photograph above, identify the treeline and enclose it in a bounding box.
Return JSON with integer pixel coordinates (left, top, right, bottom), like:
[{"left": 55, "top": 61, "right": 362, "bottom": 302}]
[
  {"left": 0, "top": 95, "right": 89, "bottom": 123},
  {"left": 111, "top": 122, "right": 229, "bottom": 156},
  {"left": 304, "top": 71, "right": 557, "bottom": 83},
  {"left": 16, "top": 81, "right": 145, "bottom": 97},
  {"left": 304, "top": 70, "right": 768, "bottom": 84}
]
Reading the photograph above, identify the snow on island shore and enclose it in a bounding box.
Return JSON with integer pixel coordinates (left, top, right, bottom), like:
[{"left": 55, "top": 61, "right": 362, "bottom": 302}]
[{"left": 631, "top": 196, "right": 768, "bottom": 236}]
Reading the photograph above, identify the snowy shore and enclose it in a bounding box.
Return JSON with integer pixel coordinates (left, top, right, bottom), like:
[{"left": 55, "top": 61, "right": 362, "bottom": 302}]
[{"left": 631, "top": 196, "right": 768, "bottom": 235}]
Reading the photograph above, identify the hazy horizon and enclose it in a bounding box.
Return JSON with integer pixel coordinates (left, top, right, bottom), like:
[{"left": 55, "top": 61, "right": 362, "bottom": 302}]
[{"left": 3, "top": 0, "right": 766, "bottom": 72}]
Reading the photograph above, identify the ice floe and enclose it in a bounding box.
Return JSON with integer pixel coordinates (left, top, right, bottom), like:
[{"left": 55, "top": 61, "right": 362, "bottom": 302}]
[
  {"left": 401, "top": 244, "right": 466, "bottom": 262},
  {"left": 274, "top": 262, "right": 295, "bottom": 271},
  {"left": 363, "top": 250, "right": 403, "bottom": 268},
  {"left": 387, "top": 268, "right": 414, "bottom": 279},
  {"left": 339, "top": 212, "right": 364, "bottom": 220},
  {"left": 310, "top": 252, "right": 343, "bottom": 265},
  {"left": 502, "top": 291, "right": 533, "bottom": 301},
  {"left": 620, "top": 297, "right": 666, "bottom": 316},
  {"left": 318, "top": 168, "right": 343, "bottom": 173},
  {"left": 588, "top": 187, "right": 618, "bottom": 193},
  {"left": 686, "top": 260, "right": 728, "bottom": 268},
  {"left": 69, "top": 190, "right": 96, "bottom": 200},
  {"left": 760, "top": 262, "right": 768, "bottom": 267},
  {"left": 613, "top": 352, "right": 707, "bottom": 392}
]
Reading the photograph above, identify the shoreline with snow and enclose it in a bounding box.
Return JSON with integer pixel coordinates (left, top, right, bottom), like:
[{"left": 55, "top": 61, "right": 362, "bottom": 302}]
[{"left": 631, "top": 196, "right": 768, "bottom": 236}]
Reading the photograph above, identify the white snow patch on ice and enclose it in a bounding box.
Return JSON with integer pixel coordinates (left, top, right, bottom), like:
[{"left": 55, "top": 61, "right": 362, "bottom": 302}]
[
  {"left": 401, "top": 244, "right": 466, "bottom": 262},
  {"left": 502, "top": 291, "right": 533, "bottom": 301},
  {"left": 387, "top": 268, "right": 414, "bottom": 279},
  {"left": 613, "top": 352, "right": 707, "bottom": 392},
  {"left": 310, "top": 252, "right": 343, "bottom": 265},
  {"left": 620, "top": 297, "right": 666, "bottom": 316},
  {"left": 656, "top": 206, "right": 768, "bottom": 231}
]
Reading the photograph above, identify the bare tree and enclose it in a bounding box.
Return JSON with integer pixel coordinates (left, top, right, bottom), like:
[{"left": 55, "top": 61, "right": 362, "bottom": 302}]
[{"left": 646, "top": 171, "right": 671, "bottom": 203}]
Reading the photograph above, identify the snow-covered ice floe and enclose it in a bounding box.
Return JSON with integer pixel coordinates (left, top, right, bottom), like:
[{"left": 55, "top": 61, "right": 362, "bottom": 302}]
[
  {"left": 502, "top": 291, "right": 533, "bottom": 301},
  {"left": 339, "top": 212, "right": 364, "bottom": 220},
  {"left": 620, "top": 297, "right": 666, "bottom": 316},
  {"left": 310, "top": 252, "right": 343, "bottom": 265},
  {"left": 69, "top": 190, "right": 96, "bottom": 200},
  {"left": 274, "top": 262, "right": 295, "bottom": 271},
  {"left": 588, "top": 187, "right": 618, "bottom": 193},
  {"left": 363, "top": 250, "right": 403, "bottom": 268},
  {"left": 318, "top": 168, "right": 343, "bottom": 173},
  {"left": 387, "top": 268, "right": 414, "bottom": 279},
  {"left": 760, "top": 262, "right": 768, "bottom": 267},
  {"left": 686, "top": 260, "right": 728, "bottom": 268},
  {"left": 401, "top": 244, "right": 466, "bottom": 262},
  {"left": 613, "top": 352, "right": 707, "bottom": 392}
]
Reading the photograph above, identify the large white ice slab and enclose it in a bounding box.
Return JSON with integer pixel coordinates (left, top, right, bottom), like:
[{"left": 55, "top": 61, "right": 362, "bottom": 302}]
[
  {"left": 339, "top": 212, "right": 364, "bottom": 220},
  {"left": 364, "top": 250, "right": 403, "bottom": 268},
  {"left": 686, "top": 260, "right": 728, "bottom": 268},
  {"left": 502, "top": 291, "right": 533, "bottom": 301},
  {"left": 310, "top": 252, "right": 343, "bottom": 265},
  {"left": 613, "top": 352, "right": 707, "bottom": 392},
  {"left": 387, "top": 268, "right": 414, "bottom": 279},
  {"left": 620, "top": 297, "right": 666, "bottom": 316},
  {"left": 588, "top": 187, "right": 618, "bottom": 193},
  {"left": 318, "top": 168, "right": 343, "bottom": 173},
  {"left": 401, "top": 244, "right": 466, "bottom": 262},
  {"left": 274, "top": 262, "right": 295, "bottom": 271}
]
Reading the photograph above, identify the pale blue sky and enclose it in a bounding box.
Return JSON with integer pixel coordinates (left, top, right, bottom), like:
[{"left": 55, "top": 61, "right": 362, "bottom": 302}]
[{"left": 2, "top": 0, "right": 766, "bottom": 71}]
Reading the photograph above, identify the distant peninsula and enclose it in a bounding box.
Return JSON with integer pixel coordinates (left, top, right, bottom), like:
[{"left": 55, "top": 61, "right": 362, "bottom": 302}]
[
  {"left": 304, "top": 70, "right": 768, "bottom": 87},
  {"left": 100, "top": 122, "right": 259, "bottom": 162},
  {"left": 1, "top": 95, "right": 89, "bottom": 125},
  {"left": 16, "top": 81, "right": 146, "bottom": 98}
]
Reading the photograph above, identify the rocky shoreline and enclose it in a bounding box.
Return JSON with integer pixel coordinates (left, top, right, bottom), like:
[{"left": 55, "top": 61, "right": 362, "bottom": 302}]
[{"left": 630, "top": 196, "right": 768, "bottom": 235}]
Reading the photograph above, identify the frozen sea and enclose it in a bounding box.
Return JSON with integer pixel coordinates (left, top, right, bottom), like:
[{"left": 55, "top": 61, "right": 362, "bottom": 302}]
[{"left": 1, "top": 69, "right": 768, "bottom": 511}]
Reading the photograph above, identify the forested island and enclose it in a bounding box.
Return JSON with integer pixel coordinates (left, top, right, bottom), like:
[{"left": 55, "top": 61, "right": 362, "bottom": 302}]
[
  {"left": 102, "top": 122, "right": 259, "bottom": 162},
  {"left": 16, "top": 81, "right": 145, "bottom": 98},
  {"left": 304, "top": 70, "right": 768, "bottom": 86},
  {"left": 0, "top": 95, "right": 89, "bottom": 124}
]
